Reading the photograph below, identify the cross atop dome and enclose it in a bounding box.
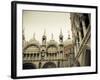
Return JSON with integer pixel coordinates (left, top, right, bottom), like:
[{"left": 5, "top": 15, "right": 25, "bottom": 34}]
[
  {"left": 60, "top": 28, "right": 63, "bottom": 36},
  {"left": 33, "top": 33, "right": 36, "bottom": 39},
  {"left": 43, "top": 29, "right": 46, "bottom": 35},
  {"left": 51, "top": 33, "right": 54, "bottom": 40}
]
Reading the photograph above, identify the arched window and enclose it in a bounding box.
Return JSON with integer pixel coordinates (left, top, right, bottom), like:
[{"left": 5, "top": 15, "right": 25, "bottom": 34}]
[
  {"left": 23, "top": 63, "right": 36, "bottom": 69},
  {"left": 43, "top": 62, "right": 56, "bottom": 68}
]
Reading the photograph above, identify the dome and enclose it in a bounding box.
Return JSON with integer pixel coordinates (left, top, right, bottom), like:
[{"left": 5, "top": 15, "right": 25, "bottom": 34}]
[
  {"left": 47, "top": 46, "right": 58, "bottom": 53},
  {"left": 64, "top": 39, "right": 73, "bottom": 47},
  {"left": 23, "top": 38, "right": 40, "bottom": 51},
  {"left": 24, "top": 45, "right": 40, "bottom": 53},
  {"left": 23, "top": 41, "right": 29, "bottom": 49},
  {"left": 27, "top": 33, "right": 40, "bottom": 47},
  {"left": 28, "top": 38, "right": 40, "bottom": 47},
  {"left": 47, "top": 40, "right": 58, "bottom": 48},
  {"left": 47, "top": 40, "right": 58, "bottom": 53}
]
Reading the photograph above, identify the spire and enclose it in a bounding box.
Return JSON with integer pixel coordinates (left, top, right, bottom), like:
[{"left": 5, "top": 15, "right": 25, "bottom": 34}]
[
  {"left": 51, "top": 33, "right": 53, "bottom": 40},
  {"left": 42, "top": 29, "right": 46, "bottom": 40},
  {"left": 60, "top": 28, "right": 62, "bottom": 35},
  {"left": 33, "top": 33, "right": 35, "bottom": 39},
  {"left": 59, "top": 29, "right": 63, "bottom": 37},
  {"left": 42, "top": 29, "right": 46, "bottom": 45},
  {"left": 44, "top": 29, "right": 46, "bottom": 35},
  {"left": 22, "top": 28, "right": 25, "bottom": 40},
  {"left": 68, "top": 31, "right": 70, "bottom": 39},
  {"left": 59, "top": 29, "right": 63, "bottom": 43}
]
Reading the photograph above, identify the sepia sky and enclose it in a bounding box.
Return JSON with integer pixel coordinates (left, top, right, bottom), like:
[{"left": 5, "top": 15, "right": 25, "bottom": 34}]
[{"left": 23, "top": 10, "right": 72, "bottom": 43}]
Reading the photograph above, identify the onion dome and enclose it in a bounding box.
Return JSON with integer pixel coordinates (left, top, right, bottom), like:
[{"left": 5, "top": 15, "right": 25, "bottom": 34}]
[
  {"left": 47, "top": 40, "right": 58, "bottom": 53},
  {"left": 63, "top": 39, "right": 72, "bottom": 47},
  {"left": 63, "top": 33, "right": 72, "bottom": 47},
  {"left": 47, "top": 33, "right": 58, "bottom": 48},
  {"left": 28, "top": 33, "right": 40, "bottom": 47}
]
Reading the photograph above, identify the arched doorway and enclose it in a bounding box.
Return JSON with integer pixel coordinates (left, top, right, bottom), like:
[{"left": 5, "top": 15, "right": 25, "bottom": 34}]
[
  {"left": 23, "top": 63, "right": 36, "bottom": 69},
  {"left": 43, "top": 62, "right": 56, "bottom": 68}
]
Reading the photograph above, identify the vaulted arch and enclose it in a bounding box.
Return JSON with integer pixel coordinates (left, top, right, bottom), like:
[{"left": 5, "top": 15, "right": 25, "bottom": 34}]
[
  {"left": 24, "top": 44, "right": 40, "bottom": 51},
  {"left": 43, "top": 62, "right": 56, "bottom": 68},
  {"left": 23, "top": 63, "right": 36, "bottom": 69}
]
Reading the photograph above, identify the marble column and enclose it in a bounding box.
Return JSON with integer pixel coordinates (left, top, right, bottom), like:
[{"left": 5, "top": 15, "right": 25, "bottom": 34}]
[{"left": 82, "top": 20, "right": 87, "bottom": 36}]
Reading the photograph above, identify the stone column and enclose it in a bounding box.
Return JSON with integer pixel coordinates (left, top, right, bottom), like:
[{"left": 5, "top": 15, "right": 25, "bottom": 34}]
[
  {"left": 76, "top": 39, "right": 79, "bottom": 53},
  {"left": 82, "top": 20, "right": 87, "bottom": 36},
  {"left": 77, "top": 24, "right": 82, "bottom": 43},
  {"left": 78, "top": 31, "right": 82, "bottom": 44}
]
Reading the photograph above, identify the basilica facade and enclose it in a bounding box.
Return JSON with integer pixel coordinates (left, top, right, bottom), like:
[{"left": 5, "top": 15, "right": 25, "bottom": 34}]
[{"left": 22, "top": 30, "right": 74, "bottom": 69}]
